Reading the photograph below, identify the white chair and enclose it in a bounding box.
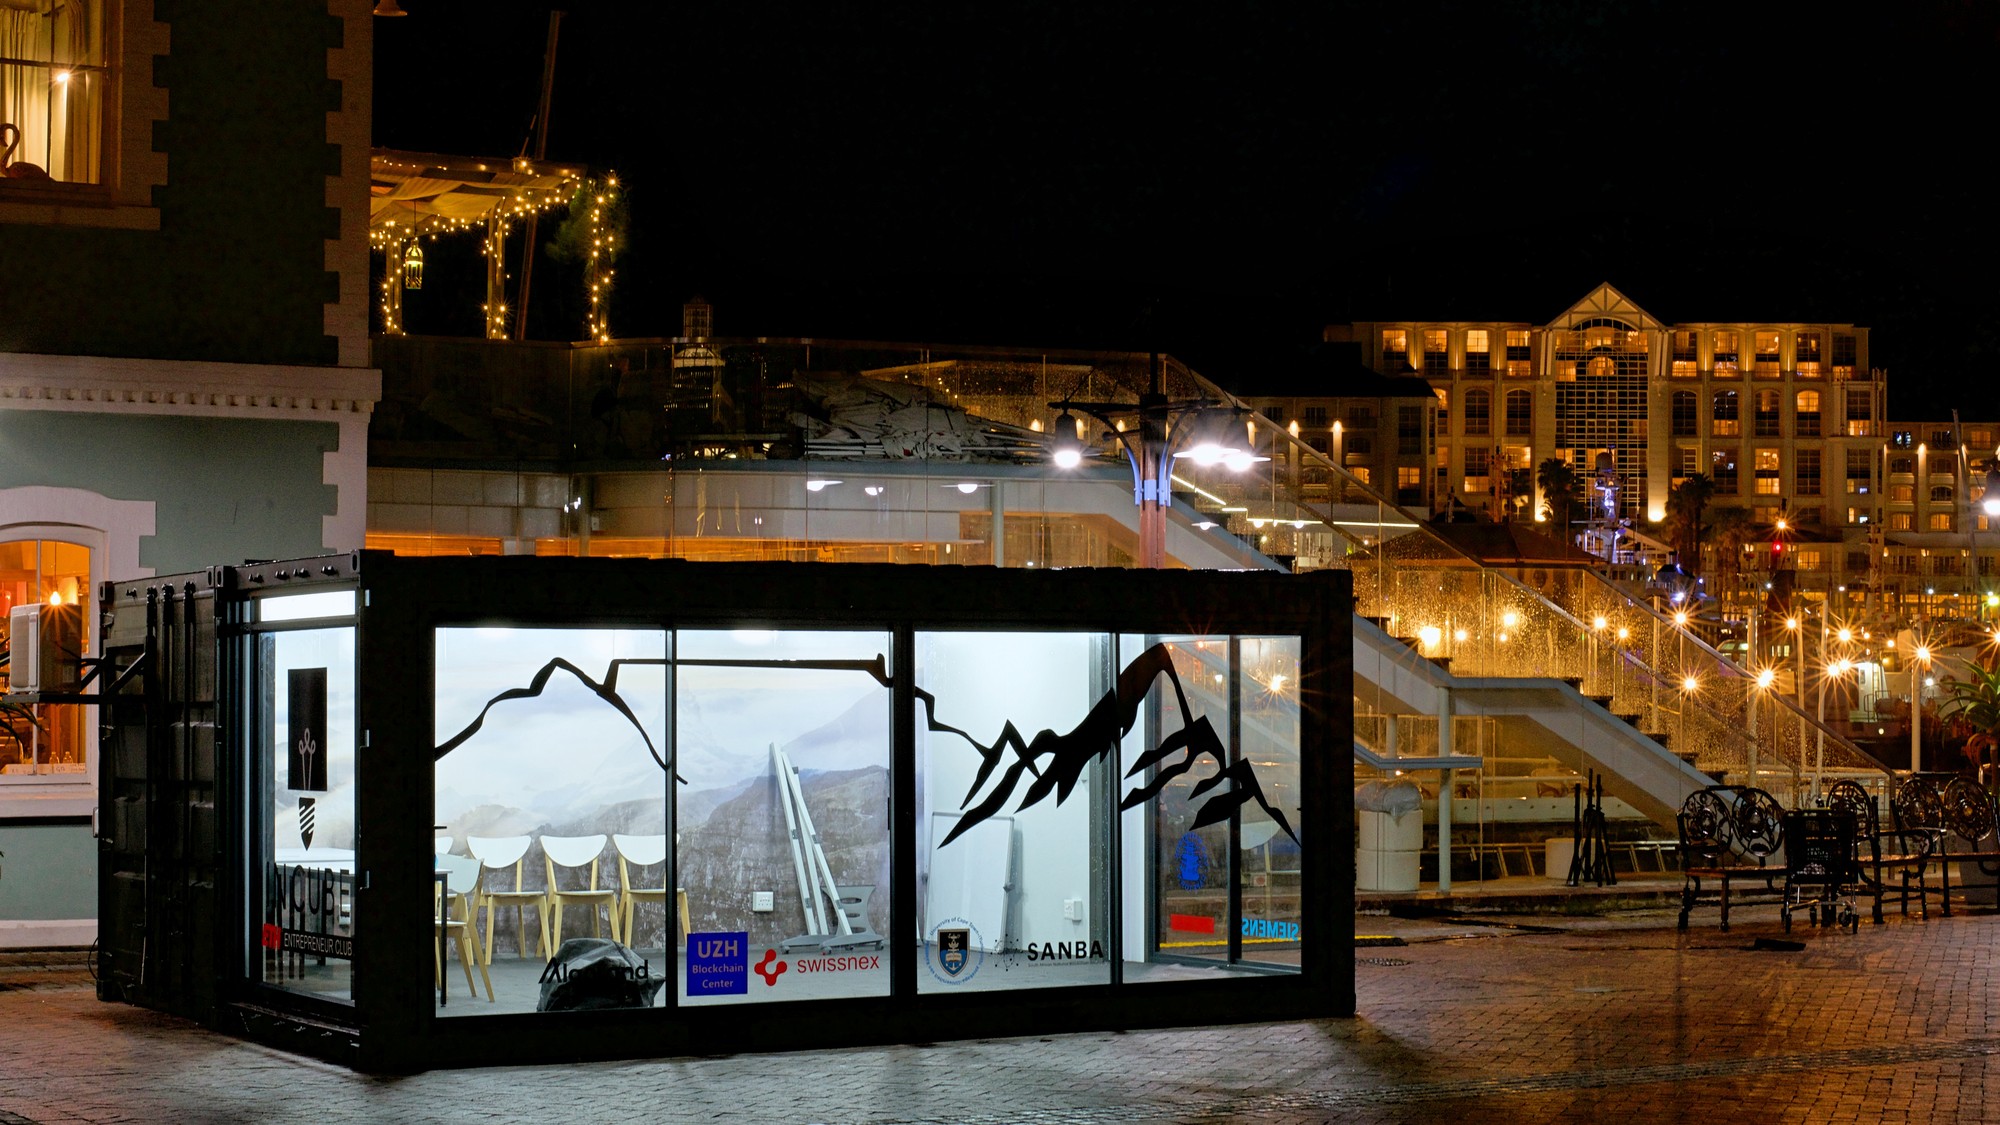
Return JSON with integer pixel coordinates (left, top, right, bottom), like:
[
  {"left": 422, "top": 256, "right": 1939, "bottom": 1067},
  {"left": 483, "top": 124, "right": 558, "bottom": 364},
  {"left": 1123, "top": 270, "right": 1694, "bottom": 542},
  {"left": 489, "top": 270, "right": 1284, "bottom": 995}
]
[
  {"left": 542, "top": 834, "right": 618, "bottom": 948},
  {"left": 611, "top": 834, "right": 687, "bottom": 947},
  {"left": 467, "top": 835, "right": 545, "bottom": 961},
  {"left": 434, "top": 853, "right": 493, "bottom": 1002},
  {"left": 435, "top": 835, "right": 455, "bottom": 856}
]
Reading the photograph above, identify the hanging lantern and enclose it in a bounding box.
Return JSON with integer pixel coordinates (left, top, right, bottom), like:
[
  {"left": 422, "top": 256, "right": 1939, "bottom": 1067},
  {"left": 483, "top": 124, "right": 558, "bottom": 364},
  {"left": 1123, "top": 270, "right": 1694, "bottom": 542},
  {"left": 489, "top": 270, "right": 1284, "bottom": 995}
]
[{"left": 402, "top": 242, "right": 425, "bottom": 291}]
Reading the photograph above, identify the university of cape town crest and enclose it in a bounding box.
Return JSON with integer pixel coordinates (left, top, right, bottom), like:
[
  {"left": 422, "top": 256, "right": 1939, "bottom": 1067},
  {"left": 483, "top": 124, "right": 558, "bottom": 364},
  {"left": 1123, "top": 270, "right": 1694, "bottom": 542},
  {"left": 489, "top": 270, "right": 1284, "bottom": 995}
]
[
  {"left": 928, "top": 921, "right": 981, "bottom": 983},
  {"left": 938, "top": 926, "right": 969, "bottom": 975}
]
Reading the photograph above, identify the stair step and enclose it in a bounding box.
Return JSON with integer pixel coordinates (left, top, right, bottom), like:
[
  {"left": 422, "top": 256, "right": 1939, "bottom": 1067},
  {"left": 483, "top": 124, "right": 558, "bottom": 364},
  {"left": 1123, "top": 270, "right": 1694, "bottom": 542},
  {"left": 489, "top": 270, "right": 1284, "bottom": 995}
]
[
  {"left": 1426, "top": 656, "right": 1452, "bottom": 671},
  {"left": 1614, "top": 713, "right": 1643, "bottom": 727}
]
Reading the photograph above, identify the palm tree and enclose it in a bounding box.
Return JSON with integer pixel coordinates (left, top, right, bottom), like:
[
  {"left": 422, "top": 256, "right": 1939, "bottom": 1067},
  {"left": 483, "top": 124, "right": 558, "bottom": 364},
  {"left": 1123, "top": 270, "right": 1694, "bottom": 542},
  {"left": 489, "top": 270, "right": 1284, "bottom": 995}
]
[
  {"left": 1665, "top": 473, "right": 1716, "bottom": 575},
  {"left": 1709, "top": 507, "right": 1753, "bottom": 588},
  {"left": 1536, "top": 457, "right": 1579, "bottom": 538},
  {"left": 1940, "top": 655, "right": 2000, "bottom": 783}
]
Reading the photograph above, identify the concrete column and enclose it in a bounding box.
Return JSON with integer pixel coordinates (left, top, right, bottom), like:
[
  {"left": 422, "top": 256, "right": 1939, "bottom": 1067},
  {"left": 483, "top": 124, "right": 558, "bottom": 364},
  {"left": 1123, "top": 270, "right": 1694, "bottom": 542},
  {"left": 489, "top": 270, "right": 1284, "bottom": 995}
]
[
  {"left": 1385, "top": 712, "right": 1399, "bottom": 759},
  {"left": 1438, "top": 767, "right": 1454, "bottom": 895},
  {"left": 989, "top": 480, "right": 1006, "bottom": 568}
]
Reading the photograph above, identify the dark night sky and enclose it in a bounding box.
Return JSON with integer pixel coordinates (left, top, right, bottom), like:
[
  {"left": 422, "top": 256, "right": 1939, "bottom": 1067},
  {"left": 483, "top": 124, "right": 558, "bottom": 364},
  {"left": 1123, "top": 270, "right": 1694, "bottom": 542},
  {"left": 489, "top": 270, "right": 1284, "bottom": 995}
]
[{"left": 373, "top": 1, "right": 2000, "bottom": 419}]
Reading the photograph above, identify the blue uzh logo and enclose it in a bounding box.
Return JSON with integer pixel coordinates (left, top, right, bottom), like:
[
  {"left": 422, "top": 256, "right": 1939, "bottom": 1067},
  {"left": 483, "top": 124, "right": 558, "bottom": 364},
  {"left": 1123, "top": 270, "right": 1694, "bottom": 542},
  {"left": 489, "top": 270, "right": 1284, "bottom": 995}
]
[{"left": 686, "top": 931, "right": 749, "bottom": 995}]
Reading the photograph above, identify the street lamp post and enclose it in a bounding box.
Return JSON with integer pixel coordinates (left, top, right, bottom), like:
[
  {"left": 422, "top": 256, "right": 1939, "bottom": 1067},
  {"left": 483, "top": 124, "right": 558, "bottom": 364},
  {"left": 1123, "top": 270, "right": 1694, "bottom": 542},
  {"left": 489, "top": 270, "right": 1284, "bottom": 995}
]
[
  {"left": 1049, "top": 354, "right": 1260, "bottom": 570},
  {"left": 1787, "top": 614, "right": 1806, "bottom": 777},
  {"left": 1816, "top": 657, "right": 1851, "bottom": 803},
  {"left": 1752, "top": 667, "right": 1776, "bottom": 788},
  {"left": 1911, "top": 643, "right": 1932, "bottom": 774}
]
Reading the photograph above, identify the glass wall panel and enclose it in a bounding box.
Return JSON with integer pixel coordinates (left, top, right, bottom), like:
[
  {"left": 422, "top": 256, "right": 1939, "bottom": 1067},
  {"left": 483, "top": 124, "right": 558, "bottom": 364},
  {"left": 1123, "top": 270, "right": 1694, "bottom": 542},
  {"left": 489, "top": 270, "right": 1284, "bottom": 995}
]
[
  {"left": 432, "top": 627, "right": 668, "bottom": 1015},
  {"left": 255, "top": 625, "right": 358, "bottom": 1003},
  {"left": 1126, "top": 635, "right": 1303, "bottom": 981},
  {"left": 1236, "top": 636, "right": 1301, "bottom": 969},
  {"left": 915, "top": 631, "right": 1110, "bottom": 992},
  {"left": 674, "top": 630, "right": 892, "bottom": 1006}
]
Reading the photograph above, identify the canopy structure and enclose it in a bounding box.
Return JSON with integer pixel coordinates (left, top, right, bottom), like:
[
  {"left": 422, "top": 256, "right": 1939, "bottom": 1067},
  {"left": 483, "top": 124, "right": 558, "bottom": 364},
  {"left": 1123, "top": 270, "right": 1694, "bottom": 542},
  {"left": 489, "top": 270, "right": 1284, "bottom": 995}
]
[{"left": 369, "top": 148, "right": 613, "bottom": 340}]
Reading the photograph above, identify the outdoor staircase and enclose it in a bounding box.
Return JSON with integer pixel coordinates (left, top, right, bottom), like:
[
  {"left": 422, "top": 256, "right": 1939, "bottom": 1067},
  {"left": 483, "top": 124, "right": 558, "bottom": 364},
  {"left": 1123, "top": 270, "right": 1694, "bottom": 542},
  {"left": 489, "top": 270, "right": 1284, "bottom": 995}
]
[{"left": 1352, "top": 614, "right": 1717, "bottom": 826}]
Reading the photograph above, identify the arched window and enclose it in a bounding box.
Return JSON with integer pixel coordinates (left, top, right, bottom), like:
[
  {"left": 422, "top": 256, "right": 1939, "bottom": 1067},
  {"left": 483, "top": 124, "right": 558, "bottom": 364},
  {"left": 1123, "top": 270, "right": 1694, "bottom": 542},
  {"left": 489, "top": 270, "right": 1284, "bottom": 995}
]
[
  {"left": 1504, "top": 389, "right": 1532, "bottom": 436},
  {"left": 0, "top": 539, "right": 92, "bottom": 778},
  {"left": 1796, "top": 390, "right": 1821, "bottom": 437},
  {"left": 1671, "top": 391, "right": 1697, "bottom": 437},
  {"left": 1463, "top": 388, "right": 1490, "bottom": 436},
  {"left": 1712, "top": 389, "right": 1739, "bottom": 437}
]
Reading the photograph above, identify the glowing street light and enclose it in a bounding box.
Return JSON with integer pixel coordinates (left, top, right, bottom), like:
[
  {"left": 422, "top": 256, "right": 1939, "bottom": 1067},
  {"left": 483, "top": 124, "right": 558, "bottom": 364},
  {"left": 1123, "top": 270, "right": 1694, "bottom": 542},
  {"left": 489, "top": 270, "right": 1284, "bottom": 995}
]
[
  {"left": 1048, "top": 356, "right": 1265, "bottom": 568},
  {"left": 1911, "top": 643, "right": 1933, "bottom": 773}
]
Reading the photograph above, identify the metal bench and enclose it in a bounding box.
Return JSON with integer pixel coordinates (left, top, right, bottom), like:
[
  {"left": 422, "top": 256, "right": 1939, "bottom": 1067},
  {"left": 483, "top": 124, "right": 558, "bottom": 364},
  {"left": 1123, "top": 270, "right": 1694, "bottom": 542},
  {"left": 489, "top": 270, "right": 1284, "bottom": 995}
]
[
  {"left": 1825, "top": 778, "right": 1938, "bottom": 924},
  {"left": 1892, "top": 773, "right": 2000, "bottom": 916},
  {"left": 1677, "top": 785, "right": 1787, "bottom": 931}
]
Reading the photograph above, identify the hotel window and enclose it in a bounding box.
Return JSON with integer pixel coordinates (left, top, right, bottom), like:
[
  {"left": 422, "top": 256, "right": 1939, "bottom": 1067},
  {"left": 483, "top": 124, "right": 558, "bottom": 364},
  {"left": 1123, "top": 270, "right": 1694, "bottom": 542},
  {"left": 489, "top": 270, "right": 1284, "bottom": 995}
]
[
  {"left": 1832, "top": 333, "right": 1857, "bottom": 380},
  {"left": 1754, "top": 448, "right": 1782, "bottom": 495},
  {"left": 1889, "top": 456, "right": 1914, "bottom": 475},
  {"left": 1711, "top": 448, "right": 1740, "bottom": 492},
  {"left": 1463, "top": 389, "right": 1490, "bottom": 436},
  {"left": 1504, "top": 389, "right": 1531, "bottom": 437},
  {"left": 1671, "top": 330, "right": 1697, "bottom": 362},
  {"left": 1712, "top": 389, "right": 1740, "bottom": 436},
  {"left": 1505, "top": 330, "right": 1532, "bottom": 377},
  {"left": 1795, "top": 549, "right": 1822, "bottom": 570},
  {"left": 1303, "top": 405, "right": 1329, "bottom": 426},
  {"left": 1713, "top": 331, "right": 1740, "bottom": 379},
  {"left": 1263, "top": 405, "right": 1286, "bottom": 425},
  {"left": 1346, "top": 433, "right": 1375, "bottom": 456},
  {"left": 0, "top": 0, "right": 109, "bottom": 187},
  {"left": 1398, "top": 405, "right": 1424, "bottom": 454},
  {"left": 1677, "top": 445, "right": 1700, "bottom": 483},
  {"left": 1891, "top": 513, "right": 1914, "bottom": 531},
  {"left": 1423, "top": 330, "right": 1449, "bottom": 375},
  {"left": 1398, "top": 466, "right": 1422, "bottom": 488},
  {"left": 1754, "top": 390, "right": 1781, "bottom": 436},
  {"left": 0, "top": 540, "right": 92, "bottom": 782},
  {"left": 1797, "top": 448, "right": 1821, "bottom": 495},
  {"left": 1381, "top": 329, "right": 1407, "bottom": 370},
  {"left": 1932, "top": 429, "right": 1954, "bottom": 449},
  {"left": 1671, "top": 391, "right": 1698, "bottom": 437},
  {"left": 1971, "top": 428, "right": 1993, "bottom": 447},
  {"left": 1795, "top": 332, "right": 1822, "bottom": 378},
  {"left": 1931, "top": 485, "right": 1955, "bottom": 503},
  {"left": 1795, "top": 508, "right": 1823, "bottom": 528},
  {"left": 1795, "top": 390, "right": 1821, "bottom": 437},
  {"left": 1754, "top": 332, "right": 1781, "bottom": 378},
  {"left": 1465, "top": 329, "right": 1490, "bottom": 372},
  {"left": 1847, "top": 448, "right": 1871, "bottom": 492},
  {"left": 1845, "top": 388, "right": 1874, "bottom": 436},
  {"left": 1890, "top": 483, "right": 1915, "bottom": 503},
  {"left": 1463, "top": 445, "right": 1491, "bottom": 490},
  {"left": 1350, "top": 466, "right": 1371, "bottom": 484}
]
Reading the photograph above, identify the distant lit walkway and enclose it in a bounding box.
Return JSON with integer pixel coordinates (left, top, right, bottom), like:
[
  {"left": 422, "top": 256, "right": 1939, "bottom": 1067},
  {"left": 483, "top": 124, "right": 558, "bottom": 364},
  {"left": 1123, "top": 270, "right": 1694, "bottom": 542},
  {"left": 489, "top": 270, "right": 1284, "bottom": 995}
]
[{"left": 4, "top": 904, "right": 1997, "bottom": 1123}]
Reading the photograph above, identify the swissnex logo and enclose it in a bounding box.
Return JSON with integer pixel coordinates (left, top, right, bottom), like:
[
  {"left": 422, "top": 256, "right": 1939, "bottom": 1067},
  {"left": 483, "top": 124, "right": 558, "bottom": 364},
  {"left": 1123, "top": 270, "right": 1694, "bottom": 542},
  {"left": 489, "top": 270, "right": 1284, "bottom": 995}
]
[
  {"left": 754, "top": 949, "right": 881, "bottom": 987},
  {"left": 754, "top": 949, "right": 787, "bottom": 986}
]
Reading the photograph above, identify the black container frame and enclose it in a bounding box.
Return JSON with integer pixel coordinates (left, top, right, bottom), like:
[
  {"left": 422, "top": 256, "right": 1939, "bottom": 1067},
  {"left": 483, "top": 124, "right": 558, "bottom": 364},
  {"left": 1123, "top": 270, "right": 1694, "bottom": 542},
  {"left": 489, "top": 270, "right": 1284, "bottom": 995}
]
[{"left": 101, "top": 552, "right": 1353, "bottom": 1071}]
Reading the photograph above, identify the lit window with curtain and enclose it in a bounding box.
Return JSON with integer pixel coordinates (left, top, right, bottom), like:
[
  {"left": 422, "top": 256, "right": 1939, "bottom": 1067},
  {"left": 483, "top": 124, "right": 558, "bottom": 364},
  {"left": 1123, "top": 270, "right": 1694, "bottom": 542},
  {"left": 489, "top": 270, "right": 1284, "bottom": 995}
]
[{"left": 0, "top": 0, "right": 106, "bottom": 185}]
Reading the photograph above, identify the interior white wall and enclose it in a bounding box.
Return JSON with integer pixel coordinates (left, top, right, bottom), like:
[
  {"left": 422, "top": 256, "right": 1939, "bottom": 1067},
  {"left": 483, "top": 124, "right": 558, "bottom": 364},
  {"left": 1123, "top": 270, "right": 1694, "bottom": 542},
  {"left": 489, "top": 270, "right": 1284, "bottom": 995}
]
[{"left": 918, "top": 631, "right": 1095, "bottom": 953}]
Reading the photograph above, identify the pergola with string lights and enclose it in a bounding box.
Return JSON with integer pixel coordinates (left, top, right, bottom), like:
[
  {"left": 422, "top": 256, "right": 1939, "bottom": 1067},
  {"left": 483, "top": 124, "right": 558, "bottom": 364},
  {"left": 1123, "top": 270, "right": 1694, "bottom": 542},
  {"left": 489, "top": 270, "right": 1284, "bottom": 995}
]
[{"left": 369, "top": 148, "right": 620, "bottom": 340}]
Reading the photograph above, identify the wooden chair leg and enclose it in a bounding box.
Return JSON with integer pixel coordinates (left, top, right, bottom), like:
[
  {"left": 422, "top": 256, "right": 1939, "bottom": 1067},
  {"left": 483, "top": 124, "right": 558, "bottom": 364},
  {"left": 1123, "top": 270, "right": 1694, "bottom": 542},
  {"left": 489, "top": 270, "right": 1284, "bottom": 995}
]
[{"left": 455, "top": 929, "right": 478, "bottom": 998}]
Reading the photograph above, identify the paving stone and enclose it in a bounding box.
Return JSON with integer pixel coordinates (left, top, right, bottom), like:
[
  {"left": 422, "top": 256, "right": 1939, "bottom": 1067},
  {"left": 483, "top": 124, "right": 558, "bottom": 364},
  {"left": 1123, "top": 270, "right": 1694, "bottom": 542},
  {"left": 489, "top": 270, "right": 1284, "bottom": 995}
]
[{"left": 3, "top": 907, "right": 1998, "bottom": 1122}]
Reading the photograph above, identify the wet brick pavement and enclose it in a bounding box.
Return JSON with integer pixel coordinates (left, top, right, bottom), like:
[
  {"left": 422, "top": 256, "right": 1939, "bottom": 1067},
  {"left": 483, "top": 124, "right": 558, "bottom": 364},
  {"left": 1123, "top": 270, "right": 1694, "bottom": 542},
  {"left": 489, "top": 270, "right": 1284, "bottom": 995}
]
[{"left": 4, "top": 905, "right": 1998, "bottom": 1123}]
